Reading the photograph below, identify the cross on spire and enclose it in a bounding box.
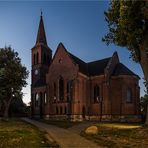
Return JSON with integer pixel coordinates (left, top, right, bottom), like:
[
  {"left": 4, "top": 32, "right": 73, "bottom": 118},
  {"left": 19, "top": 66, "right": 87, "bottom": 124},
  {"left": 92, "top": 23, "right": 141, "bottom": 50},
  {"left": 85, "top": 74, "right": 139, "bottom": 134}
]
[{"left": 40, "top": 9, "right": 43, "bottom": 17}]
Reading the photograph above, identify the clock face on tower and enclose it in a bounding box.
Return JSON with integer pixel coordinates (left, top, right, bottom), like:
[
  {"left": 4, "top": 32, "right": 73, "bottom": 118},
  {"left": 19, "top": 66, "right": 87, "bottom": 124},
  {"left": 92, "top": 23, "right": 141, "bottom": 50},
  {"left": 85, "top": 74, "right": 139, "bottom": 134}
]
[{"left": 34, "top": 69, "right": 39, "bottom": 75}]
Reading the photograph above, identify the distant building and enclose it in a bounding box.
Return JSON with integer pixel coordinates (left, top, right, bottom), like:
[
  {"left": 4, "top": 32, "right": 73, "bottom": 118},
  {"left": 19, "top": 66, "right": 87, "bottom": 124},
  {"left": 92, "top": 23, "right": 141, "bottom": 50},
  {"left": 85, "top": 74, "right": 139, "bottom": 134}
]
[{"left": 31, "top": 14, "right": 140, "bottom": 122}]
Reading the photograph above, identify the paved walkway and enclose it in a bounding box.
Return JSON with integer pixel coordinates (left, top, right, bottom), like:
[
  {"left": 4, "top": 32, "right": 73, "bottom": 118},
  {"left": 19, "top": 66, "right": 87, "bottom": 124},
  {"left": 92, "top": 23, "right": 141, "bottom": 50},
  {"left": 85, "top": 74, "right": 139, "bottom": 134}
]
[
  {"left": 68, "top": 121, "right": 97, "bottom": 134},
  {"left": 22, "top": 118, "right": 100, "bottom": 148}
]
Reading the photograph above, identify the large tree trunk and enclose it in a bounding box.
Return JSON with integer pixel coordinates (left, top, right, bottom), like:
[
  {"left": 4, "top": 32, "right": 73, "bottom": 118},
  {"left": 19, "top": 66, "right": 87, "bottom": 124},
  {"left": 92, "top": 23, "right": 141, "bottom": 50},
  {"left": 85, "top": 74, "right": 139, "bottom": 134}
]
[
  {"left": 140, "top": 44, "right": 148, "bottom": 124},
  {"left": 3, "top": 97, "right": 12, "bottom": 119}
]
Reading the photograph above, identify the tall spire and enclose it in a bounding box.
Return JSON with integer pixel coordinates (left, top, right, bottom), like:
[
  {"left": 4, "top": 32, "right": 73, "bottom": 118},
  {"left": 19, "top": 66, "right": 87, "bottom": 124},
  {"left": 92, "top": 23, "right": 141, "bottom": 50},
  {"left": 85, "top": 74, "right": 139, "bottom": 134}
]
[{"left": 36, "top": 11, "right": 47, "bottom": 45}]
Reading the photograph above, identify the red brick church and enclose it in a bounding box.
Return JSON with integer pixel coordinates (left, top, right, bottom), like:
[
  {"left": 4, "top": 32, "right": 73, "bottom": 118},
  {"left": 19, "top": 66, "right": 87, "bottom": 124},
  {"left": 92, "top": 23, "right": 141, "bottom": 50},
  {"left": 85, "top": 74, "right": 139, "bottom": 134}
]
[{"left": 31, "top": 14, "right": 140, "bottom": 121}]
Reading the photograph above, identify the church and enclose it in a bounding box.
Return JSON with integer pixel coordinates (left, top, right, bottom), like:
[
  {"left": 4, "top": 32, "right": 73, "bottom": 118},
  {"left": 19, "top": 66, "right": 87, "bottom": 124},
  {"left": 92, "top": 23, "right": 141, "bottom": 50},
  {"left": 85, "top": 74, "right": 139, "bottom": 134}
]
[{"left": 31, "top": 14, "right": 140, "bottom": 122}]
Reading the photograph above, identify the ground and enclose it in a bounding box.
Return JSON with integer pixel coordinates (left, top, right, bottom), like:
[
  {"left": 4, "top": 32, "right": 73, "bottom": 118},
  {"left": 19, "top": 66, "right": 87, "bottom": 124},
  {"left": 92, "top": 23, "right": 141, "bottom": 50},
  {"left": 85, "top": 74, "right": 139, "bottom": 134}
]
[
  {"left": 1, "top": 118, "right": 148, "bottom": 148},
  {"left": 81, "top": 122, "right": 148, "bottom": 148},
  {"left": 0, "top": 118, "right": 59, "bottom": 148},
  {"left": 39, "top": 119, "right": 80, "bottom": 128}
]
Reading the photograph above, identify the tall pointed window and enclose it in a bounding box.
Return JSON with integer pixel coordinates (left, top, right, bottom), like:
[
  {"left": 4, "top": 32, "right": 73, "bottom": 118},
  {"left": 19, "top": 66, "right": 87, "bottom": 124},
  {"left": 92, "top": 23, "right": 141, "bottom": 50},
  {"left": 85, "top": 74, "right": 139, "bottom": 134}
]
[
  {"left": 35, "top": 93, "right": 39, "bottom": 107},
  {"left": 43, "top": 53, "right": 46, "bottom": 64},
  {"left": 36, "top": 52, "right": 39, "bottom": 64},
  {"left": 44, "top": 92, "right": 47, "bottom": 105},
  {"left": 67, "top": 80, "right": 73, "bottom": 102},
  {"left": 67, "top": 81, "right": 70, "bottom": 101},
  {"left": 56, "top": 106, "right": 58, "bottom": 114},
  {"left": 59, "top": 77, "right": 64, "bottom": 101},
  {"left": 34, "top": 54, "right": 36, "bottom": 65},
  {"left": 126, "top": 88, "right": 132, "bottom": 103},
  {"left": 47, "top": 56, "right": 50, "bottom": 64},
  {"left": 60, "top": 106, "right": 63, "bottom": 114},
  {"left": 54, "top": 83, "right": 56, "bottom": 102},
  {"left": 64, "top": 107, "right": 67, "bottom": 114},
  {"left": 94, "top": 85, "right": 100, "bottom": 103}
]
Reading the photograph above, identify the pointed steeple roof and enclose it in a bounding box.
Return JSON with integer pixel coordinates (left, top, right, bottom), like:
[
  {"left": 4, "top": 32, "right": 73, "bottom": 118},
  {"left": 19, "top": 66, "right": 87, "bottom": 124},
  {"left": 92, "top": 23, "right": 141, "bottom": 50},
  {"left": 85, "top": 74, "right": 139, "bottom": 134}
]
[{"left": 36, "top": 12, "right": 47, "bottom": 45}]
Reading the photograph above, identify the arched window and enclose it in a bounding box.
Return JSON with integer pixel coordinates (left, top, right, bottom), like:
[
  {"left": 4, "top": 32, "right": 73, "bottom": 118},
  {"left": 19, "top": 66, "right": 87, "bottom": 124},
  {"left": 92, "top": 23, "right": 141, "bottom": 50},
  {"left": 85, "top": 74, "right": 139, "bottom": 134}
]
[
  {"left": 127, "top": 88, "right": 132, "bottom": 103},
  {"left": 64, "top": 107, "right": 67, "bottom": 114},
  {"left": 35, "top": 93, "right": 39, "bottom": 107},
  {"left": 34, "top": 54, "right": 36, "bottom": 65},
  {"left": 43, "top": 53, "right": 46, "bottom": 64},
  {"left": 67, "top": 81, "right": 70, "bottom": 101},
  {"left": 67, "top": 80, "right": 73, "bottom": 102},
  {"left": 56, "top": 107, "right": 58, "bottom": 114},
  {"left": 54, "top": 83, "right": 56, "bottom": 96},
  {"left": 47, "top": 55, "right": 50, "bottom": 64},
  {"left": 60, "top": 106, "right": 63, "bottom": 114},
  {"left": 59, "top": 77, "right": 64, "bottom": 101},
  {"left": 94, "top": 85, "right": 100, "bottom": 103},
  {"left": 36, "top": 52, "right": 39, "bottom": 64},
  {"left": 44, "top": 92, "right": 47, "bottom": 105},
  {"left": 54, "top": 83, "right": 56, "bottom": 102}
]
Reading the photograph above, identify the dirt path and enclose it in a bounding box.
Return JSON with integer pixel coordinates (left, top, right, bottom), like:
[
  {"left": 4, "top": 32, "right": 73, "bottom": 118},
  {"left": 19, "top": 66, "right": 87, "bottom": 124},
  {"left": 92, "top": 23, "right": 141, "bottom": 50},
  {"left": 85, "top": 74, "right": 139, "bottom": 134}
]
[{"left": 22, "top": 118, "right": 100, "bottom": 148}]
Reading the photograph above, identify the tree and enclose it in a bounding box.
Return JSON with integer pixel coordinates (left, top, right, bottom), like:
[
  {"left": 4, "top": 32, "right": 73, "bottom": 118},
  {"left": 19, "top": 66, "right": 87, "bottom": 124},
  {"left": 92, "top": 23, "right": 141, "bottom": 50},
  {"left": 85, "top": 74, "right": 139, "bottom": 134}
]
[
  {"left": 0, "top": 46, "right": 29, "bottom": 119},
  {"left": 140, "top": 94, "right": 148, "bottom": 122},
  {"left": 103, "top": 0, "right": 148, "bottom": 124},
  {"left": 9, "top": 93, "right": 28, "bottom": 117}
]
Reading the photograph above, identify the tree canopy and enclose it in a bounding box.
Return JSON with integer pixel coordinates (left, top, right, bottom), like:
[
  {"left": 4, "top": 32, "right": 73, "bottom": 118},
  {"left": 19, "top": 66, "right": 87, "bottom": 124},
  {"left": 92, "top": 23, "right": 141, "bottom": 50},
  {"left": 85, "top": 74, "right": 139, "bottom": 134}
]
[
  {"left": 0, "top": 46, "right": 29, "bottom": 118},
  {"left": 103, "top": 0, "right": 147, "bottom": 62},
  {"left": 140, "top": 94, "right": 148, "bottom": 121}
]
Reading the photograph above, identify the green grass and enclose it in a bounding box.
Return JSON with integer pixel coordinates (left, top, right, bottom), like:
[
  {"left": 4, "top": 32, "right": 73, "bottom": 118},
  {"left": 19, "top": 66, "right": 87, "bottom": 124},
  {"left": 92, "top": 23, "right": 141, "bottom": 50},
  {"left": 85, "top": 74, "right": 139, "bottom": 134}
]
[
  {"left": 81, "top": 123, "right": 148, "bottom": 148},
  {"left": 39, "top": 119, "right": 80, "bottom": 129},
  {"left": 0, "top": 118, "right": 59, "bottom": 148}
]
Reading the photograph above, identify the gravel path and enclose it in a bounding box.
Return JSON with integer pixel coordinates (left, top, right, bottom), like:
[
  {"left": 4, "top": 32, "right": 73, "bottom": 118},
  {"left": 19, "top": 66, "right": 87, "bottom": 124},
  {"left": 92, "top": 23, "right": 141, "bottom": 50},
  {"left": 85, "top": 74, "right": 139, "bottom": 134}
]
[{"left": 22, "top": 118, "right": 100, "bottom": 148}]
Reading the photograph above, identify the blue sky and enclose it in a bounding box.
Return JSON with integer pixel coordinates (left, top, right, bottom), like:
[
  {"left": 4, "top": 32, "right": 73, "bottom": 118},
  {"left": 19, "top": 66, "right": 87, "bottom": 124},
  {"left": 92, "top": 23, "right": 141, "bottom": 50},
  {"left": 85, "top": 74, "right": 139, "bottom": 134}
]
[{"left": 0, "top": 1, "right": 145, "bottom": 104}]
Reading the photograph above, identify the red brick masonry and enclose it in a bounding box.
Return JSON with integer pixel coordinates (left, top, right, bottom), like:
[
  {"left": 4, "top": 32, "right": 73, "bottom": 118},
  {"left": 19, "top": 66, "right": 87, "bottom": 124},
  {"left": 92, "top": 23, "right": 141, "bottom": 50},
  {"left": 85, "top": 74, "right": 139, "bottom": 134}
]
[{"left": 31, "top": 15, "right": 141, "bottom": 122}]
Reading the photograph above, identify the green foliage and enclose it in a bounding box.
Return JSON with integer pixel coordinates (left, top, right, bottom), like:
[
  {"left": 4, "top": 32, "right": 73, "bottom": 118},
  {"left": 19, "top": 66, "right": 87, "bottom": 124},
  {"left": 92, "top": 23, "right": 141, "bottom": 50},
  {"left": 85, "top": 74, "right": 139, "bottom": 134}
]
[
  {"left": 103, "top": 0, "right": 148, "bottom": 62},
  {"left": 140, "top": 94, "right": 148, "bottom": 115},
  {"left": 9, "top": 94, "right": 28, "bottom": 117},
  {"left": 0, "top": 46, "right": 29, "bottom": 117}
]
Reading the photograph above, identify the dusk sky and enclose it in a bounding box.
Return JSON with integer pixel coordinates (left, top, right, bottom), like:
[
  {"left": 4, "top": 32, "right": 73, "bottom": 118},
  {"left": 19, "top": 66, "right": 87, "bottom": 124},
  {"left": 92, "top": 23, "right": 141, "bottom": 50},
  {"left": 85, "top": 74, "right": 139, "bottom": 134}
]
[{"left": 0, "top": 1, "right": 145, "bottom": 104}]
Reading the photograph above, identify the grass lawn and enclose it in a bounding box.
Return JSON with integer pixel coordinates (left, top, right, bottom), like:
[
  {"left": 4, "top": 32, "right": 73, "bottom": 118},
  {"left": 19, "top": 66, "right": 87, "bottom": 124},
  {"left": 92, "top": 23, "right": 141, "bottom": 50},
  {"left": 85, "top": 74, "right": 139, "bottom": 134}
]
[
  {"left": 39, "top": 119, "right": 80, "bottom": 129},
  {"left": 81, "top": 122, "right": 148, "bottom": 148},
  {"left": 0, "top": 118, "right": 59, "bottom": 148}
]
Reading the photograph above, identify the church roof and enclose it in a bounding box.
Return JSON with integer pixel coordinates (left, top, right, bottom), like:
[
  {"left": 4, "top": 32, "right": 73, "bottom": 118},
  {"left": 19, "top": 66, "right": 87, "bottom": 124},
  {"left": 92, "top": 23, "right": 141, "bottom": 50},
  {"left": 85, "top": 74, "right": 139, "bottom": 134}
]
[
  {"left": 68, "top": 52, "right": 88, "bottom": 75},
  {"left": 87, "top": 58, "right": 111, "bottom": 76},
  {"left": 36, "top": 14, "right": 47, "bottom": 45},
  {"left": 55, "top": 43, "right": 138, "bottom": 78},
  {"left": 112, "top": 63, "right": 138, "bottom": 77},
  {"left": 68, "top": 51, "right": 138, "bottom": 77},
  {"left": 68, "top": 52, "right": 111, "bottom": 76}
]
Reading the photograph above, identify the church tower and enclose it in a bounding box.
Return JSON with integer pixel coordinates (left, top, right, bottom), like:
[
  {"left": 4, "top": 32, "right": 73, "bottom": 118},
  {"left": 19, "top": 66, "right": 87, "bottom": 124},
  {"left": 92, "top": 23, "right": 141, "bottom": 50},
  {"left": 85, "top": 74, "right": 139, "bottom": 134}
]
[{"left": 31, "top": 13, "right": 52, "bottom": 87}]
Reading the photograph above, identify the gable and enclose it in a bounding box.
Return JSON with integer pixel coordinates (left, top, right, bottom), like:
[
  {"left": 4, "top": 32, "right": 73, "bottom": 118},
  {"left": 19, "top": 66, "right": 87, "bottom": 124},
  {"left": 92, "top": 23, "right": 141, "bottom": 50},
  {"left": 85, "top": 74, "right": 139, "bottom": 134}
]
[{"left": 46, "top": 43, "right": 78, "bottom": 82}]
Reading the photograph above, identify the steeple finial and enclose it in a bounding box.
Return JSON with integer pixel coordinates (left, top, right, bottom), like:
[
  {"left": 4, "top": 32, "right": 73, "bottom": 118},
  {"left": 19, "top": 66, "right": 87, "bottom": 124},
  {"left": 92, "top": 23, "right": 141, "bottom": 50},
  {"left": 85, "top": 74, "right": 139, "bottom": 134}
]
[
  {"left": 40, "top": 9, "right": 43, "bottom": 17},
  {"left": 36, "top": 11, "right": 47, "bottom": 46}
]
